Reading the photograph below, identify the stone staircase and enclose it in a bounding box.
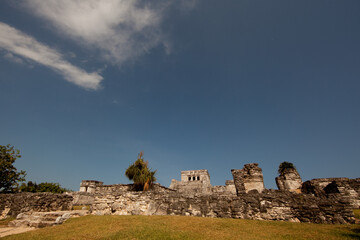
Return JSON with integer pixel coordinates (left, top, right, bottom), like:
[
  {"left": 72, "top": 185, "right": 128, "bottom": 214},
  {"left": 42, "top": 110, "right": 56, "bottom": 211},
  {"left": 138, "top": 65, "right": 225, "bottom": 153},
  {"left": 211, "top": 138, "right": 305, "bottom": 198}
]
[{"left": 8, "top": 210, "right": 88, "bottom": 228}]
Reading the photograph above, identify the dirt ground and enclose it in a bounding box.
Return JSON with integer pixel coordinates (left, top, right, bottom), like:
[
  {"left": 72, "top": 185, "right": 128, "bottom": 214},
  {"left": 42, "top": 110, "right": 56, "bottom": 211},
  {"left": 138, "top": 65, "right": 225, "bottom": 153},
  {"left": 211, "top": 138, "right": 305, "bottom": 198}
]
[{"left": 0, "top": 226, "right": 35, "bottom": 238}]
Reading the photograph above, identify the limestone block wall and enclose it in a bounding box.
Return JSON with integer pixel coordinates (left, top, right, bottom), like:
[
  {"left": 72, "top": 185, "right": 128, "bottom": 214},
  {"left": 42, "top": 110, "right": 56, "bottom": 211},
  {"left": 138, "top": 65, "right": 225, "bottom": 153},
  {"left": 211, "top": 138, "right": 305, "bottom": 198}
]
[
  {"left": 275, "top": 168, "right": 302, "bottom": 192},
  {"left": 231, "top": 163, "right": 265, "bottom": 194},
  {"left": 170, "top": 169, "right": 213, "bottom": 195},
  {"left": 71, "top": 192, "right": 95, "bottom": 206},
  {"left": 90, "top": 189, "right": 355, "bottom": 224},
  {"left": 80, "top": 180, "right": 103, "bottom": 193},
  {"left": 302, "top": 178, "right": 360, "bottom": 208},
  {"left": 211, "top": 181, "right": 236, "bottom": 195},
  {"left": 169, "top": 180, "right": 213, "bottom": 195},
  {"left": 181, "top": 170, "right": 210, "bottom": 184},
  {"left": 0, "top": 193, "right": 73, "bottom": 218},
  {"left": 225, "top": 180, "right": 237, "bottom": 195}
]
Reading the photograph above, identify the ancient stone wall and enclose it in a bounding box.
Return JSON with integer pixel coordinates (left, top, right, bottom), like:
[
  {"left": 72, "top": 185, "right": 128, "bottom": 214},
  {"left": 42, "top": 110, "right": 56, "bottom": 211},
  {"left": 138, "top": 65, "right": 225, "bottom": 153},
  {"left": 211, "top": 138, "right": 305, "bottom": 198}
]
[
  {"left": 170, "top": 170, "right": 213, "bottom": 195},
  {"left": 90, "top": 188, "right": 355, "bottom": 224},
  {"left": 225, "top": 180, "right": 237, "bottom": 195},
  {"left": 180, "top": 170, "right": 210, "bottom": 183},
  {"left": 79, "top": 180, "right": 103, "bottom": 193},
  {"left": 0, "top": 193, "right": 73, "bottom": 218},
  {"left": 79, "top": 164, "right": 358, "bottom": 224},
  {"left": 211, "top": 181, "right": 236, "bottom": 195},
  {"left": 302, "top": 178, "right": 360, "bottom": 208},
  {"left": 275, "top": 168, "right": 302, "bottom": 192},
  {"left": 231, "top": 163, "right": 265, "bottom": 194},
  {"left": 71, "top": 192, "right": 95, "bottom": 206},
  {"left": 169, "top": 169, "right": 235, "bottom": 196}
]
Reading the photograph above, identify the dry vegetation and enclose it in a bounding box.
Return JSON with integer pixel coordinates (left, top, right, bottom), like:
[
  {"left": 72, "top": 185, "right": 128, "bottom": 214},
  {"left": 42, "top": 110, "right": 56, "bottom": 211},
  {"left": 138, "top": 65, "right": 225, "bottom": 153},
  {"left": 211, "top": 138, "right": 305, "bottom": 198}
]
[
  {"left": 72, "top": 205, "right": 90, "bottom": 211},
  {"left": 354, "top": 209, "right": 360, "bottom": 220},
  {"left": 2, "top": 215, "right": 360, "bottom": 240},
  {"left": 0, "top": 217, "right": 15, "bottom": 228}
]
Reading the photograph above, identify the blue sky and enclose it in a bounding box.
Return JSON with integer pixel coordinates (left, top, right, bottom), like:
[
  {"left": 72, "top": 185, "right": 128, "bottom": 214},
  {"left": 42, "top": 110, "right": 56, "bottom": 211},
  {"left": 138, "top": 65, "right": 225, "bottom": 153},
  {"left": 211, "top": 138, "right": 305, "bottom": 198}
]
[{"left": 0, "top": 0, "right": 359, "bottom": 191}]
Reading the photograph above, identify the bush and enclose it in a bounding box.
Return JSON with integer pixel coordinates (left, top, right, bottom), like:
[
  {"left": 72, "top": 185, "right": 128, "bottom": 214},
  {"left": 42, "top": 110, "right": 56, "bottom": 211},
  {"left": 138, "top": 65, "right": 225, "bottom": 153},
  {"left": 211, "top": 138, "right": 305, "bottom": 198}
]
[
  {"left": 278, "top": 161, "right": 296, "bottom": 175},
  {"left": 19, "top": 181, "right": 70, "bottom": 193},
  {"left": 125, "top": 151, "right": 156, "bottom": 191}
]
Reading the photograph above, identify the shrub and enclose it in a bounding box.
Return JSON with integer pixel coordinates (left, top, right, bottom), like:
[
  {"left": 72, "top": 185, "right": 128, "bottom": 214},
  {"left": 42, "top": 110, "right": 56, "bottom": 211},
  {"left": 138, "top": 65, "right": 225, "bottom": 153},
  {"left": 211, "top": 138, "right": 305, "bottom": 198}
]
[
  {"left": 125, "top": 151, "right": 156, "bottom": 191},
  {"left": 19, "top": 181, "right": 70, "bottom": 193},
  {"left": 278, "top": 161, "right": 296, "bottom": 175}
]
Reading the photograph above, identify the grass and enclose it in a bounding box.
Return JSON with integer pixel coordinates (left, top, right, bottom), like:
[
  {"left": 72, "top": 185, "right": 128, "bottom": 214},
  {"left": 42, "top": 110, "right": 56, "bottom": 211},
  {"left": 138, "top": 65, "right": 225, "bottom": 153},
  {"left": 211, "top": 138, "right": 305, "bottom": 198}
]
[
  {"left": 354, "top": 209, "right": 360, "bottom": 220},
  {"left": 2, "top": 215, "right": 360, "bottom": 240},
  {"left": 72, "top": 205, "right": 90, "bottom": 210},
  {"left": 0, "top": 217, "right": 15, "bottom": 228}
]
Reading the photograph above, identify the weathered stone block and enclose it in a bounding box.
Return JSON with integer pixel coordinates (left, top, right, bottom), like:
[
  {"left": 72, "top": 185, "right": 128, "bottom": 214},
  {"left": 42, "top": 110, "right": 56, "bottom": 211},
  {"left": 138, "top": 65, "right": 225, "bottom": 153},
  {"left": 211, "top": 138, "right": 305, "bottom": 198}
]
[
  {"left": 231, "top": 163, "right": 265, "bottom": 194},
  {"left": 276, "top": 168, "right": 302, "bottom": 192}
]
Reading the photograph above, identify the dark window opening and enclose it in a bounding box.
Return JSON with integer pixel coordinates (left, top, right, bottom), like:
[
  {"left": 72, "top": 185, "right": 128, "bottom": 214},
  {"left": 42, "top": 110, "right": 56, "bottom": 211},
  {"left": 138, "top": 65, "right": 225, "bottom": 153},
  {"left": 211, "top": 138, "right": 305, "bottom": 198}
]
[
  {"left": 197, "top": 176, "right": 200, "bottom": 180},
  {"left": 193, "top": 176, "right": 196, "bottom": 181},
  {"left": 188, "top": 176, "right": 191, "bottom": 181}
]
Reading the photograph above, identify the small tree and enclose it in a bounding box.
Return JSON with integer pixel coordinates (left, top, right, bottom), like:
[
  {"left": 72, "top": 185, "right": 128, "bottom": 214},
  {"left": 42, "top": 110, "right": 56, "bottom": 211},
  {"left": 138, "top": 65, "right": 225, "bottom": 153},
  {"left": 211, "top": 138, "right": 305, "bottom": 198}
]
[
  {"left": 125, "top": 151, "right": 156, "bottom": 191},
  {"left": 0, "top": 144, "right": 26, "bottom": 192},
  {"left": 278, "top": 161, "right": 296, "bottom": 175}
]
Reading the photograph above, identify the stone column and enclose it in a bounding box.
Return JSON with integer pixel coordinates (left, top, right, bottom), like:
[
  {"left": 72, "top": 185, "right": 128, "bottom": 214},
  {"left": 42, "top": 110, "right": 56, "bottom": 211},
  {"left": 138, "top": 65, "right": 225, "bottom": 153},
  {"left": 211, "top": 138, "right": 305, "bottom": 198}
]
[
  {"left": 231, "top": 163, "right": 265, "bottom": 194},
  {"left": 275, "top": 168, "right": 302, "bottom": 192}
]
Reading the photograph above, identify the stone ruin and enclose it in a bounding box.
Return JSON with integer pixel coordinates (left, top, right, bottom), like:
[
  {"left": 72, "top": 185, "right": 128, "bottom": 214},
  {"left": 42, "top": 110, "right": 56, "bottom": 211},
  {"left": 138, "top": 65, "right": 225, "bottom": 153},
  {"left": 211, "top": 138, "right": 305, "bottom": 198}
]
[
  {"left": 302, "top": 177, "right": 360, "bottom": 208},
  {"left": 1, "top": 162, "right": 359, "bottom": 226},
  {"left": 79, "top": 180, "right": 103, "bottom": 193},
  {"left": 275, "top": 167, "right": 302, "bottom": 193},
  {"left": 231, "top": 163, "right": 265, "bottom": 194},
  {"left": 169, "top": 169, "right": 236, "bottom": 195},
  {"left": 72, "top": 163, "right": 359, "bottom": 224}
]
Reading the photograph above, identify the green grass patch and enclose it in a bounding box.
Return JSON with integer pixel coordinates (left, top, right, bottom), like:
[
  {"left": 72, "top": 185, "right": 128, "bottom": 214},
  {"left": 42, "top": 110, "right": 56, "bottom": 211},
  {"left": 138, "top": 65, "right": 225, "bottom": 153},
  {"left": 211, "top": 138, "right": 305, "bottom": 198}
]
[
  {"left": 2, "top": 215, "right": 360, "bottom": 240},
  {"left": 72, "top": 205, "right": 90, "bottom": 210},
  {"left": 0, "top": 217, "right": 15, "bottom": 228},
  {"left": 354, "top": 209, "right": 360, "bottom": 220}
]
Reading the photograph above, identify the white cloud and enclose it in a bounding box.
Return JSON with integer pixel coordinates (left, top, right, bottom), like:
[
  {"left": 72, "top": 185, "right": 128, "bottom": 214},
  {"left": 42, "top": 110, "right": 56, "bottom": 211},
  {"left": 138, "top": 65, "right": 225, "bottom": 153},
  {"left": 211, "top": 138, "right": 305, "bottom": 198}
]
[
  {"left": 0, "top": 22, "right": 103, "bottom": 90},
  {"left": 24, "top": 0, "right": 168, "bottom": 65},
  {"left": 4, "top": 52, "right": 25, "bottom": 64}
]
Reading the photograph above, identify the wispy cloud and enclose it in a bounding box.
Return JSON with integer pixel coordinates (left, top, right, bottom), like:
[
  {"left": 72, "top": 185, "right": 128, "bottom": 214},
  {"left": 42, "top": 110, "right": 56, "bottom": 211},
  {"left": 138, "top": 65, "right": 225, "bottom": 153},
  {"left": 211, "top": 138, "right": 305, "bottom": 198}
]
[
  {"left": 24, "top": 0, "right": 169, "bottom": 66},
  {"left": 0, "top": 22, "right": 103, "bottom": 90},
  {"left": 4, "top": 52, "right": 25, "bottom": 64}
]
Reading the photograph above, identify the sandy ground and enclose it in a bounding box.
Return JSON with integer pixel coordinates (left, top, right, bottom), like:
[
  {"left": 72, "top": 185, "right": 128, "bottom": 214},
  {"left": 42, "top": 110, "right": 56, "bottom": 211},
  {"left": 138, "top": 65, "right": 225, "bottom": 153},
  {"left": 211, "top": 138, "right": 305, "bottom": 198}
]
[{"left": 0, "top": 227, "right": 35, "bottom": 238}]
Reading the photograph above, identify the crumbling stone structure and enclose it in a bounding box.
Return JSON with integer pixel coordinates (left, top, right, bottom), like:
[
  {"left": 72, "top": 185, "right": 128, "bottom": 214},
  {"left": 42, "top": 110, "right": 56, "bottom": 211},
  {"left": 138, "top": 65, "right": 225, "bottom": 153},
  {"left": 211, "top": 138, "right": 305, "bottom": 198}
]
[
  {"left": 79, "top": 180, "right": 103, "bottom": 193},
  {"left": 74, "top": 162, "right": 358, "bottom": 224},
  {"left": 0, "top": 193, "right": 73, "bottom": 218},
  {"left": 231, "top": 163, "right": 265, "bottom": 194},
  {"left": 275, "top": 168, "right": 302, "bottom": 193},
  {"left": 90, "top": 185, "right": 355, "bottom": 224},
  {"left": 2, "top": 162, "right": 351, "bottom": 225},
  {"left": 169, "top": 169, "right": 236, "bottom": 195},
  {"left": 169, "top": 170, "right": 212, "bottom": 194},
  {"left": 302, "top": 178, "right": 360, "bottom": 208}
]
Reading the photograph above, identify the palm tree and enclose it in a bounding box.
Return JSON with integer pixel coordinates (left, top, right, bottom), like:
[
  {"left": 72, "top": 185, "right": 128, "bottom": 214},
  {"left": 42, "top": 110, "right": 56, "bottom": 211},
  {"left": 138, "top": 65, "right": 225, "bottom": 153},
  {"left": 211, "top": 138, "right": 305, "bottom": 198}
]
[
  {"left": 125, "top": 151, "right": 156, "bottom": 191},
  {"left": 278, "top": 161, "right": 296, "bottom": 175}
]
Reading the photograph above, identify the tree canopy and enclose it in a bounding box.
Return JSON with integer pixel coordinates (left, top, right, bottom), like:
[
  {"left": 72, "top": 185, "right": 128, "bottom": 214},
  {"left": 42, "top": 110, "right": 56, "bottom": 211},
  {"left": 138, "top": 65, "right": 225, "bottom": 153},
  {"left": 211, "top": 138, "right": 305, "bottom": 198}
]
[
  {"left": 278, "top": 161, "right": 296, "bottom": 175},
  {"left": 0, "top": 144, "right": 26, "bottom": 192},
  {"left": 125, "top": 151, "right": 156, "bottom": 191},
  {"left": 19, "top": 181, "right": 70, "bottom": 193}
]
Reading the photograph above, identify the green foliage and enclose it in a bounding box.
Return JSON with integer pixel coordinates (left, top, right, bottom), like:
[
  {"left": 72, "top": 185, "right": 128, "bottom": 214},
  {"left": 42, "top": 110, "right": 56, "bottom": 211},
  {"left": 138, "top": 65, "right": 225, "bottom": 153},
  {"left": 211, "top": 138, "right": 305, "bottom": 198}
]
[
  {"left": 278, "top": 161, "right": 296, "bottom": 175},
  {"left": 19, "top": 181, "right": 70, "bottom": 193},
  {"left": 72, "top": 205, "right": 90, "bottom": 210},
  {"left": 0, "top": 144, "right": 26, "bottom": 192},
  {"left": 125, "top": 151, "right": 156, "bottom": 191},
  {"left": 354, "top": 209, "right": 360, "bottom": 219}
]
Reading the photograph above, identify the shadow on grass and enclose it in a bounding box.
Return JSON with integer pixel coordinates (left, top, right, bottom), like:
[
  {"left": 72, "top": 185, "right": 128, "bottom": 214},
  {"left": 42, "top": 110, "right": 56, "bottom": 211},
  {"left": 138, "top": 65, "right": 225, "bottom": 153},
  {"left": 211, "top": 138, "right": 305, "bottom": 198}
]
[{"left": 341, "top": 226, "right": 360, "bottom": 240}]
